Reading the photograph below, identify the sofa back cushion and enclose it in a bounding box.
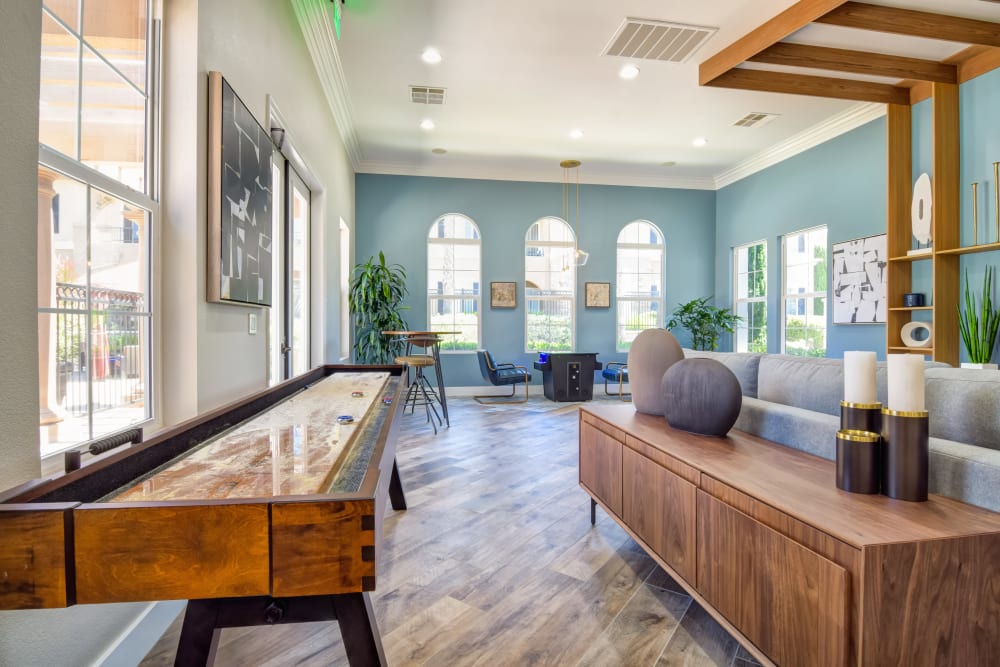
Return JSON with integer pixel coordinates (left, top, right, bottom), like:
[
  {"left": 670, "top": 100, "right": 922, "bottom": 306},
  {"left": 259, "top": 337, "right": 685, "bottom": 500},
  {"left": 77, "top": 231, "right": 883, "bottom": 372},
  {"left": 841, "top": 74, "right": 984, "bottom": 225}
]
[
  {"left": 683, "top": 350, "right": 762, "bottom": 398},
  {"left": 925, "top": 368, "right": 1000, "bottom": 451},
  {"left": 757, "top": 355, "right": 848, "bottom": 415}
]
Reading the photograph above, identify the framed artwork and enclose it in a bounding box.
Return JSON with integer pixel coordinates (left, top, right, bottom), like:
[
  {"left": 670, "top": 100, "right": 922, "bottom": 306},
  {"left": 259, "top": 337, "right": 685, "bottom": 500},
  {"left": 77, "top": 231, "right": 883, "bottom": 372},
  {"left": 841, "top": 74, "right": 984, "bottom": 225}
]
[
  {"left": 207, "top": 71, "right": 274, "bottom": 306},
  {"left": 832, "top": 233, "right": 887, "bottom": 324},
  {"left": 490, "top": 282, "right": 516, "bottom": 308},
  {"left": 585, "top": 282, "right": 611, "bottom": 308}
]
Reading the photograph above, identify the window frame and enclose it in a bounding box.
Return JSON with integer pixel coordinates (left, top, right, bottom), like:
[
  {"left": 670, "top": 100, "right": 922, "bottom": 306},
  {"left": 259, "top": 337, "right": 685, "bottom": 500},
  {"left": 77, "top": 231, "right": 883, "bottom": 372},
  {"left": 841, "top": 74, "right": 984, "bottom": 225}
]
[
  {"left": 615, "top": 220, "right": 665, "bottom": 352},
  {"left": 524, "top": 217, "right": 576, "bottom": 353},
  {"left": 781, "top": 225, "right": 828, "bottom": 356},
  {"left": 733, "top": 239, "right": 767, "bottom": 353},
  {"left": 426, "top": 213, "right": 482, "bottom": 353}
]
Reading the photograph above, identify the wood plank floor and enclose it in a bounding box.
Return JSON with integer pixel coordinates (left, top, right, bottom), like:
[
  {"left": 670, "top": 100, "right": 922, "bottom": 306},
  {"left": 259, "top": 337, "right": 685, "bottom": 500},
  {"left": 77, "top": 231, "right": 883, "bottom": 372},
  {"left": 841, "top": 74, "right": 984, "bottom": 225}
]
[{"left": 141, "top": 396, "right": 763, "bottom": 666}]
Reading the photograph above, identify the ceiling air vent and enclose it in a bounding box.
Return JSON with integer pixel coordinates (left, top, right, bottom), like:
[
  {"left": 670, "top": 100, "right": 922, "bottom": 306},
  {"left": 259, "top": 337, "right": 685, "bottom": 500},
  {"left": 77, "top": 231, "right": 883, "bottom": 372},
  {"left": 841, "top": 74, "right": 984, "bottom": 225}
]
[
  {"left": 603, "top": 18, "right": 717, "bottom": 63},
  {"left": 733, "top": 112, "right": 780, "bottom": 128},
  {"left": 410, "top": 86, "right": 446, "bottom": 105}
]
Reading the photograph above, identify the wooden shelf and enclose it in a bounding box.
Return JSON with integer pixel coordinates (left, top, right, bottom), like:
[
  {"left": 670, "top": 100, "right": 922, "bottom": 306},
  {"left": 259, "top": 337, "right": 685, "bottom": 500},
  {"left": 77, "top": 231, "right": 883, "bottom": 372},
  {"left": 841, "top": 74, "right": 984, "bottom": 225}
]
[
  {"left": 889, "top": 306, "right": 934, "bottom": 311},
  {"left": 936, "top": 242, "right": 1000, "bottom": 256},
  {"left": 888, "top": 346, "right": 934, "bottom": 353},
  {"left": 889, "top": 253, "right": 933, "bottom": 262}
]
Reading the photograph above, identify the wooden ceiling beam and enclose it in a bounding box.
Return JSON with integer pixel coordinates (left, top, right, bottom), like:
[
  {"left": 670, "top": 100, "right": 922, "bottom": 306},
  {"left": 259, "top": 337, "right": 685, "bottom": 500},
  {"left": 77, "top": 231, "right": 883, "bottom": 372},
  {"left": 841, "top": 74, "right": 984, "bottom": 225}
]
[
  {"left": 815, "top": 2, "right": 1000, "bottom": 48},
  {"left": 705, "top": 68, "right": 910, "bottom": 105},
  {"left": 699, "top": 0, "right": 849, "bottom": 86},
  {"left": 749, "top": 43, "right": 957, "bottom": 83}
]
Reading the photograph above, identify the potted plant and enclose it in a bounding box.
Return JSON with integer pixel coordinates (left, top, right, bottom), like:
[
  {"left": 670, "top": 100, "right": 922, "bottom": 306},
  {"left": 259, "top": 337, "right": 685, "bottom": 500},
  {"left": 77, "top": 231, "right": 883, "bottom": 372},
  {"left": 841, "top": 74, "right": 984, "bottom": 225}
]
[
  {"left": 348, "top": 252, "right": 409, "bottom": 364},
  {"left": 958, "top": 267, "right": 1000, "bottom": 369},
  {"left": 667, "top": 296, "right": 742, "bottom": 351}
]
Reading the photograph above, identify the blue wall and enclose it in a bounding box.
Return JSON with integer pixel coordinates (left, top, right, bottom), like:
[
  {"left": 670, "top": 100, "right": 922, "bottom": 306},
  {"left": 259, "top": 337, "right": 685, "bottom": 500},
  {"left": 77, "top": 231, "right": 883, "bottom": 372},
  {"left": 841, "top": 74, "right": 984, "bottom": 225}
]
[
  {"left": 355, "top": 175, "right": 716, "bottom": 385},
  {"left": 715, "top": 117, "right": 888, "bottom": 359}
]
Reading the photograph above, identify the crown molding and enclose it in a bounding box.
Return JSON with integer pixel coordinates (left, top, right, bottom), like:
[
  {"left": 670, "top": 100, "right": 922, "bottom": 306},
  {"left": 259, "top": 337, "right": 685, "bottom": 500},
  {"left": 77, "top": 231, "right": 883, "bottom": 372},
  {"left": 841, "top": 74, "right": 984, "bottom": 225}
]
[
  {"left": 713, "top": 102, "right": 886, "bottom": 189},
  {"left": 357, "top": 160, "right": 718, "bottom": 190},
  {"left": 291, "top": 0, "right": 363, "bottom": 169}
]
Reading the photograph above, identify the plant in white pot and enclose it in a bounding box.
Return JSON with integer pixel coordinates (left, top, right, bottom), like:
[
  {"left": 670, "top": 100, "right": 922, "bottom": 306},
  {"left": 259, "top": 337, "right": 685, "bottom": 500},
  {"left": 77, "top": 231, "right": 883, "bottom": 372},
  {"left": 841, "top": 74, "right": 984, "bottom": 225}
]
[{"left": 958, "top": 267, "right": 1000, "bottom": 369}]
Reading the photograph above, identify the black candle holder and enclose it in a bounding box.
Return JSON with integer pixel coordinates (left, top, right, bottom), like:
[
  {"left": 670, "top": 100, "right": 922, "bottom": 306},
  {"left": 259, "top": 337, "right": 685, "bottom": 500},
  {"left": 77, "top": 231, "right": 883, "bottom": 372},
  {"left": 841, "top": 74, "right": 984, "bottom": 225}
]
[
  {"left": 836, "top": 429, "right": 881, "bottom": 494},
  {"left": 840, "top": 401, "right": 882, "bottom": 433},
  {"left": 881, "top": 408, "right": 929, "bottom": 502}
]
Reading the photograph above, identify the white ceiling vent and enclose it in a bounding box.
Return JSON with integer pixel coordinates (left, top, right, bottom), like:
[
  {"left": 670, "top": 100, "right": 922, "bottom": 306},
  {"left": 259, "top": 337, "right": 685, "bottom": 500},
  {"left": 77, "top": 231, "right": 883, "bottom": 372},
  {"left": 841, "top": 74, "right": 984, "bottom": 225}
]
[
  {"left": 603, "top": 18, "right": 717, "bottom": 64},
  {"left": 410, "top": 86, "right": 446, "bottom": 105},
  {"left": 733, "top": 112, "right": 780, "bottom": 128}
]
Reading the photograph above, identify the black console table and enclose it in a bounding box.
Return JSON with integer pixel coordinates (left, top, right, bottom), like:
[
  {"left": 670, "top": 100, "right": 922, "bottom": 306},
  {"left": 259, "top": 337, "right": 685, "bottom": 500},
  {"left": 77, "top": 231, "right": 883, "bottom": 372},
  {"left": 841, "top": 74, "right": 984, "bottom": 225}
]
[{"left": 532, "top": 353, "right": 602, "bottom": 402}]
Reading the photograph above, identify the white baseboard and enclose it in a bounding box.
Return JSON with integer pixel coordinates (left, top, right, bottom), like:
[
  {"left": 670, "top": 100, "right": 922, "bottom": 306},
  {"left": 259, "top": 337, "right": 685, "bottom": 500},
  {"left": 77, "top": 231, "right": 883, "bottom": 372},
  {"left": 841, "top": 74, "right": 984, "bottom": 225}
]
[
  {"left": 97, "top": 600, "right": 185, "bottom": 667},
  {"left": 443, "top": 384, "right": 546, "bottom": 397}
]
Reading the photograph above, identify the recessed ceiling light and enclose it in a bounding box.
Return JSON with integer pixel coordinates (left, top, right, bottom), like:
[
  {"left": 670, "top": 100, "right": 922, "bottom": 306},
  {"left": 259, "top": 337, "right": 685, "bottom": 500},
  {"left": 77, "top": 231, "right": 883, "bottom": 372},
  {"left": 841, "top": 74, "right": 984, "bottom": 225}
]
[
  {"left": 420, "top": 119, "right": 435, "bottom": 131},
  {"left": 431, "top": 148, "right": 447, "bottom": 154},
  {"left": 421, "top": 47, "right": 442, "bottom": 64},
  {"left": 661, "top": 161, "right": 677, "bottom": 167},
  {"left": 692, "top": 137, "right": 708, "bottom": 147},
  {"left": 619, "top": 64, "right": 640, "bottom": 80},
  {"left": 569, "top": 128, "right": 584, "bottom": 139}
]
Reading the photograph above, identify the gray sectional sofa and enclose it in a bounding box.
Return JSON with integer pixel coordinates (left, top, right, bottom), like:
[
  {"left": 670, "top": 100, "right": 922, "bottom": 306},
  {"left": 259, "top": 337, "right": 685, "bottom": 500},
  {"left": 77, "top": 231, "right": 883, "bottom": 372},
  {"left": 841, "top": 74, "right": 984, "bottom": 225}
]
[{"left": 684, "top": 350, "right": 1000, "bottom": 512}]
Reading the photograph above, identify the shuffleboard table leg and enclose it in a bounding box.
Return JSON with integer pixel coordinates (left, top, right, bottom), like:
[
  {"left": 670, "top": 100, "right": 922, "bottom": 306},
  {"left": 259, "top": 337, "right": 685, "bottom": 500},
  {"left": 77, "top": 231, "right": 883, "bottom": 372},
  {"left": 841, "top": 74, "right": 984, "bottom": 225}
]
[
  {"left": 389, "top": 458, "right": 408, "bottom": 511},
  {"left": 174, "top": 600, "right": 222, "bottom": 666},
  {"left": 333, "top": 592, "right": 387, "bottom": 667},
  {"left": 590, "top": 497, "right": 597, "bottom": 525}
]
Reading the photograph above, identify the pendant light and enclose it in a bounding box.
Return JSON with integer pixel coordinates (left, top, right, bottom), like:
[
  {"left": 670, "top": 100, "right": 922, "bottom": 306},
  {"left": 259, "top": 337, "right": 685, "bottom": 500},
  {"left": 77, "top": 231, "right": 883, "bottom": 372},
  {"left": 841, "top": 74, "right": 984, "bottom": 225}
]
[{"left": 561, "top": 159, "right": 589, "bottom": 267}]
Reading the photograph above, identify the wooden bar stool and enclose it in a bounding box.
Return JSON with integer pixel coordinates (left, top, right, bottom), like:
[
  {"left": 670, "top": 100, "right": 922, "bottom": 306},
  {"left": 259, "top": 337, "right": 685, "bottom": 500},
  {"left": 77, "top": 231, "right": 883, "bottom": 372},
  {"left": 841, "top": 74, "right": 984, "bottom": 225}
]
[{"left": 395, "top": 353, "right": 443, "bottom": 434}]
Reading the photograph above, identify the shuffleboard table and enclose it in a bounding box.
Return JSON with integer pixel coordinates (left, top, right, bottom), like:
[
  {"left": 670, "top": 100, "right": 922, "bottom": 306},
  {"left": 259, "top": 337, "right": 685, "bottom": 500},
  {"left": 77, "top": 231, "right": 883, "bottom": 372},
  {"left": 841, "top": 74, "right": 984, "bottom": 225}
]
[{"left": 0, "top": 365, "right": 408, "bottom": 666}]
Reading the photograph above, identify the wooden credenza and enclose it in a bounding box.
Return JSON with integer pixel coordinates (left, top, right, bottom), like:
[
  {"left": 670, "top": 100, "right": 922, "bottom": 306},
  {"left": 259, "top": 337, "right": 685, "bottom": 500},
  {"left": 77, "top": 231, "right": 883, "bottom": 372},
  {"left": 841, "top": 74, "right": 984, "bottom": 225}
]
[{"left": 579, "top": 404, "right": 1000, "bottom": 667}]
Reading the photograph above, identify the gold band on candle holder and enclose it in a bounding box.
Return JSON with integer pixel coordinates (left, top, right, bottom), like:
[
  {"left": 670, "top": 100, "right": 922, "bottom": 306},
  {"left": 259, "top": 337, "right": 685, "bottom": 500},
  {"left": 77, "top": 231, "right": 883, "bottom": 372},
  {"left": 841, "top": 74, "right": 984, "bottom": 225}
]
[
  {"left": 881, "top": 408, "right": 929, "bottom": 418},
  {"left": 840, "top": 400, "right": 881, "bottom": 409},
  {"left": 837, "top": 429, "right": 880, "bottom": 443}
]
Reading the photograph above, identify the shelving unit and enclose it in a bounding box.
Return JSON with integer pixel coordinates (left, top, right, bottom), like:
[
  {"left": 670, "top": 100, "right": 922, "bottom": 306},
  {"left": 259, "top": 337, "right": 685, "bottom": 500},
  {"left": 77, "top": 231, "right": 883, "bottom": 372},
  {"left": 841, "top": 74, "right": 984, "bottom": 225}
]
[{"left": 936, "top": 241, "right": 1000, "bottom": 256}]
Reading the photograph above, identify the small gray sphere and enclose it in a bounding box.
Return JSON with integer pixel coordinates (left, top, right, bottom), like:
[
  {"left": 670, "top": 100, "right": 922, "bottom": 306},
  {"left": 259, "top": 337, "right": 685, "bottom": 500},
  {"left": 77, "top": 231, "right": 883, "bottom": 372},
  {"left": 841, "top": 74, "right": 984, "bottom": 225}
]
[{"left": 661, "top": 358, "right": 742, "bottom": 437}]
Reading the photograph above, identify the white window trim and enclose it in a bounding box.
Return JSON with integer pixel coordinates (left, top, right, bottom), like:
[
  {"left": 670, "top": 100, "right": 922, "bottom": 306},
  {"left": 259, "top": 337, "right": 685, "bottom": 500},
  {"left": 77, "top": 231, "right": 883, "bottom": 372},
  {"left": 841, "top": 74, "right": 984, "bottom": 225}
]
[
  {"left": 615, "top": 221, "right": 665, "bottom": 353},
  {"left": 780, "top": 226, "right": 827, "bottom": 355},
  {"left": 733, "top": 239, "right": 767, "bottom": 354},
  {"left": 427, "top": 214, "right": 482, "bottom": 353},
  {"left": 524, "top": 217, "right": 576, "bottom": 353}
]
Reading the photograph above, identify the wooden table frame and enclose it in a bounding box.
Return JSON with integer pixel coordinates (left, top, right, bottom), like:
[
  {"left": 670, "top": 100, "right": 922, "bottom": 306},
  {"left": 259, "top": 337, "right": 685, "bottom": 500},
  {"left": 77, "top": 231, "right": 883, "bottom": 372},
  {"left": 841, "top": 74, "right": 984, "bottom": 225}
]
[{"left": 0, "top": 365, "right": 408, "bottom": 667}]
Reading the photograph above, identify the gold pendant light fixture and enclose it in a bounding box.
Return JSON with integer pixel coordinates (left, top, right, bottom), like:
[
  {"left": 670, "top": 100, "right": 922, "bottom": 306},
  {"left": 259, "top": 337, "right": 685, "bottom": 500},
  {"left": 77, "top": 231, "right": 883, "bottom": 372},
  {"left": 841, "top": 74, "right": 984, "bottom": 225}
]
[{"left": 561, "top": 159, "right": 589, "bottom": 268}]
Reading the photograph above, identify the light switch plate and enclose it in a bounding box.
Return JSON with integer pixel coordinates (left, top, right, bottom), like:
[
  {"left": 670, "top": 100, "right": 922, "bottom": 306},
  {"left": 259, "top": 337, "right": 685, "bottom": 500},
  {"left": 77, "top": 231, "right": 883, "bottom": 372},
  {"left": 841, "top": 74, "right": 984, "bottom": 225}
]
[{"left": 248, "top": 312, "right": 257, "bottom": 335}]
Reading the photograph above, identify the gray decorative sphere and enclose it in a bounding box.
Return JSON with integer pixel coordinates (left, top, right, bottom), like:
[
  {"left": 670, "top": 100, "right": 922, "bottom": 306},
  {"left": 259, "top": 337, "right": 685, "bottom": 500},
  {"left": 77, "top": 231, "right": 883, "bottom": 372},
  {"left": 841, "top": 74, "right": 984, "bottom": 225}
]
[
  {"left": 627, "top": 329, "right": 684, "bottom": 415},
  {"left": 661, "top": 358, "right": 742, "bottom": 437}
]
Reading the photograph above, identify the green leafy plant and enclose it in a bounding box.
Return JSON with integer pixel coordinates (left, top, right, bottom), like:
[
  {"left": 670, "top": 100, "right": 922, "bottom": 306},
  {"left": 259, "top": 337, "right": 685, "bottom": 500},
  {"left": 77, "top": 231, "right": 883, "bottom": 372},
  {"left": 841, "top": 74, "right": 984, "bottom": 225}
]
[
  {"left": 349, "top": 252, "right": 409, "bottom": 364},
  {"left": 957, "top": 267, "right": 1000, "bottom": 364},
  {"left": 667, "top": 297, "right": 742, "bottom": 351}
]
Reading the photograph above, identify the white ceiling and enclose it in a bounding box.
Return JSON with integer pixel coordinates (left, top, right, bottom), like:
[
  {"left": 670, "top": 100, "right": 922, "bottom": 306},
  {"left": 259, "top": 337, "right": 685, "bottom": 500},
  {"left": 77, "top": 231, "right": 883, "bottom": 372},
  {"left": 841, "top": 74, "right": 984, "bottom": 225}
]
[{"left": 322, "top": 0, "right": 1000, "bottom": 189}]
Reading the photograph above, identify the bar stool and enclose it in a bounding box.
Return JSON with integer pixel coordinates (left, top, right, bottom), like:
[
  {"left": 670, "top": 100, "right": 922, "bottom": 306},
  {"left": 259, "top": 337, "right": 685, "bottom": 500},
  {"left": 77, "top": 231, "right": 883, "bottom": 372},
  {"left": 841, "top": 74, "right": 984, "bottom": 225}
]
[{"left": 395, "top": 353, "right": 443, "bottom": 434}]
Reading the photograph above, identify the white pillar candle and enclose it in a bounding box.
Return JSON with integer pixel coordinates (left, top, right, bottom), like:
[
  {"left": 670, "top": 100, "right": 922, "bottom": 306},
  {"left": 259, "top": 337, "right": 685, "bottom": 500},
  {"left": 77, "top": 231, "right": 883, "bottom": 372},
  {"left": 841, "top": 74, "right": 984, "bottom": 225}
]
[
  {"left": 844, "top": 351, "right": 877, "bottom": 404},
  {"left": 887, "top": 354, "right": 925, "bottom": 412}
]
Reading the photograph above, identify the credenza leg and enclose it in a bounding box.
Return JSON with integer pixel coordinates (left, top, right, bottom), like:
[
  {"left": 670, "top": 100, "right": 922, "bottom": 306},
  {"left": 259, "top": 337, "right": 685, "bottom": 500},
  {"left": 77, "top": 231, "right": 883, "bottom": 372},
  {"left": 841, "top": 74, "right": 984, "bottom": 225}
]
[
  {"left": 590, "top": 498, "right": 597, "bottom": 525},
  {"left": 174, "top": 600, "right": 222, "bottom": 666},
  {"left": 389, "top": 458, "right": 407, "bottom": 510},
  {"left": 333, "top": 592, "right": 387, "bottom": 667}
]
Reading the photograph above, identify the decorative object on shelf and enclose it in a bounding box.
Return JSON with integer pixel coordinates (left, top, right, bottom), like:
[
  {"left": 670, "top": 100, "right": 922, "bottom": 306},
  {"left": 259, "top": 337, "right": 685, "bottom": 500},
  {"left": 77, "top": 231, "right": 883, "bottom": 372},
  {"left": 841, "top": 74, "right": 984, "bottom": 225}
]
[
  {"left": 973, "top": 181, "right": 980, "bottom": 246},
  {"left": 836, "top": 429, "right": 881, "bottom": 494},
  {"left": 666, "top": 296, "right": 741, "bottom": 351},
  {"left": 900, "top": 321, "right": 933, "bottom": 348},
  {"left": 661, "top": 358, "right": 742, "bottom": 437},
  {"left": 842, "top": 351, "right": 881, "bottom": 433},
  {"left": 958, "top": 266, "right": 1000, "bottom": 369},
  {"left": 883, "top": 354, "right": 928, "bottom": 501},
  {"left": 908, "top": 172, "right": 933, "bottom": 256},
  {"left": 832, "top": 234, "right": 886, "bottom": 324},
  {"left": 207, "top": 71, "right": 274, "bottom": 306},
  {"left": 903, "top": 292, "right": 926, "bottom": 307},
  {"left": 626, "top": 328, "right": 683, "bottom": 415},
  {"left": 349, "top": 252, "right": 409, "bottom": 364},
  {"left": 560, "top": 159, "right": 589, "bottom": 268},
  {"left": 584, "top": 282, "right": 610, "bottom": 308},
  {"left": 490, "top": 281, "right": 516, "bottom": 308}
]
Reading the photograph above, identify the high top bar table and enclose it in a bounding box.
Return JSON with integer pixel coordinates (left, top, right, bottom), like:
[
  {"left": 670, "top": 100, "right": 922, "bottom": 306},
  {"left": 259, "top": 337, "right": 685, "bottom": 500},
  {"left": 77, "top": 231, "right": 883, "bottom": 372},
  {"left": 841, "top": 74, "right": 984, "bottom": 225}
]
[{"left": 382, "top": 331, "right": 457, "bottom": 427}]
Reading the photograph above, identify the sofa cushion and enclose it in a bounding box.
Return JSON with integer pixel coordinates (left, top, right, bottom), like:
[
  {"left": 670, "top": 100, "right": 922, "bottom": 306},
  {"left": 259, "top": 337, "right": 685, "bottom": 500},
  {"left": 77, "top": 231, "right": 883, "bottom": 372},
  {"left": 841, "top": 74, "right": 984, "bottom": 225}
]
[
  {"left": 735, "top": 396, "right": 839, "bottom": 460},
  {"left": 683, "top": 350, "right": 763, "bottom": 398},
  {"left": 925, "top": 368, "right": 1000, "bottom": 451},
  {"left": 757, "top": 355, "right": 847, "bottom": 416},
  {"left": 929, "top": 436, "right": 1000, "bottom": 512}
]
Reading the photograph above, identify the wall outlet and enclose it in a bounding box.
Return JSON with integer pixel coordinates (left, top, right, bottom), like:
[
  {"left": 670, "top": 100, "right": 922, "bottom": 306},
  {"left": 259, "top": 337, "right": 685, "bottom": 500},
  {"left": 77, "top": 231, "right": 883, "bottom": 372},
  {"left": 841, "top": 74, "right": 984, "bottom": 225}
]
[{"left": 248, "top": 312, "right": 257, "bottom": 335}]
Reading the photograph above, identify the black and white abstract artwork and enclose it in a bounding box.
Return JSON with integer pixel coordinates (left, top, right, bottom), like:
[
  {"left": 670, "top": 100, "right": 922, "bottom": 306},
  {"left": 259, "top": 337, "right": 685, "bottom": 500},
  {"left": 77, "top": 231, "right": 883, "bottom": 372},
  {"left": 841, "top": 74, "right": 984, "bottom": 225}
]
[
  {"left": 218, "top": 77, "right": 273, "bottom": 306},
  {"left": 832, "top": 233, "right": 886, "bottom": 324}
]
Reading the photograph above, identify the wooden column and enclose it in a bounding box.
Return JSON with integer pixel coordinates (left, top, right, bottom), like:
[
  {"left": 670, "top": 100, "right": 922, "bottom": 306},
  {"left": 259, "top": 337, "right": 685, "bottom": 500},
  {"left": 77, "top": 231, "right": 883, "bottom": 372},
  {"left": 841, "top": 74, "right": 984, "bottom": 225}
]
[
  {"left": 886, "top": 104, "right": 912, "bottom": 354},
  {"left": 932, "top": 82, "right": 960, "bottom": 366}
]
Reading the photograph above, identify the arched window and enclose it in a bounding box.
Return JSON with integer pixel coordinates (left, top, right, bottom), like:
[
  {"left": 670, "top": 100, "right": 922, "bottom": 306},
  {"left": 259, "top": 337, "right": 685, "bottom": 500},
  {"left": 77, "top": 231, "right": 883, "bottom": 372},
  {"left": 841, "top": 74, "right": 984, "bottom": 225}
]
[
  {"left": 616, "top": 221, "right": 664, "bottom": 351},
  {"left": 525, "top": 217, "right": 575, "bottom": 351},
  {"left": 428, "top": 214, "right": 481, "bottom": 351}
]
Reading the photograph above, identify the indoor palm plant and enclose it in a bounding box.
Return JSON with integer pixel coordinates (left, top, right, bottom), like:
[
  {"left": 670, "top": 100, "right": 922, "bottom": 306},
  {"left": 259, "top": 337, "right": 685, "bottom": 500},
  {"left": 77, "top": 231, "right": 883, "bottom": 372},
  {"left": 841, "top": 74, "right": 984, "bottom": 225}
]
[
  {"left": 958, "top": 267, "right": 1000, "bottom": 369},
  {"left": 667, "top": 296, "right": 742, "bottom": 351},
  {"left": 349, "top": 252, "right": 409, "bottom": 364}
]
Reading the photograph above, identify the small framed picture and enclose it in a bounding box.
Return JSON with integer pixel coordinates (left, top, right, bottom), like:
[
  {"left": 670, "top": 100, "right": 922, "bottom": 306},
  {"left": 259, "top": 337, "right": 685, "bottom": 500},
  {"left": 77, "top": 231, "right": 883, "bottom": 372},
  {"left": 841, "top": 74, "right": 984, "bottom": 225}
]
[
  {"left": 491, "top": 281, "right": 517, "bottom": 308},
  {"left": 585, "top": 282, "right": 611, "bottom": 308}
]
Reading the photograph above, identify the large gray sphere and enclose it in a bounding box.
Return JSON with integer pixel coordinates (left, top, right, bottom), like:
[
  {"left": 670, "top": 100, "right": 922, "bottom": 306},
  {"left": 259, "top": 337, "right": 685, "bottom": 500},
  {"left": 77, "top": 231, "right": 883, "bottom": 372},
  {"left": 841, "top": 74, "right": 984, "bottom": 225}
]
[
  {"left": 661, "top": 358, "right": 742, "bottom": 437},
  {"left": 627, "top": 329, "right": 684, "bottom": 415}
]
